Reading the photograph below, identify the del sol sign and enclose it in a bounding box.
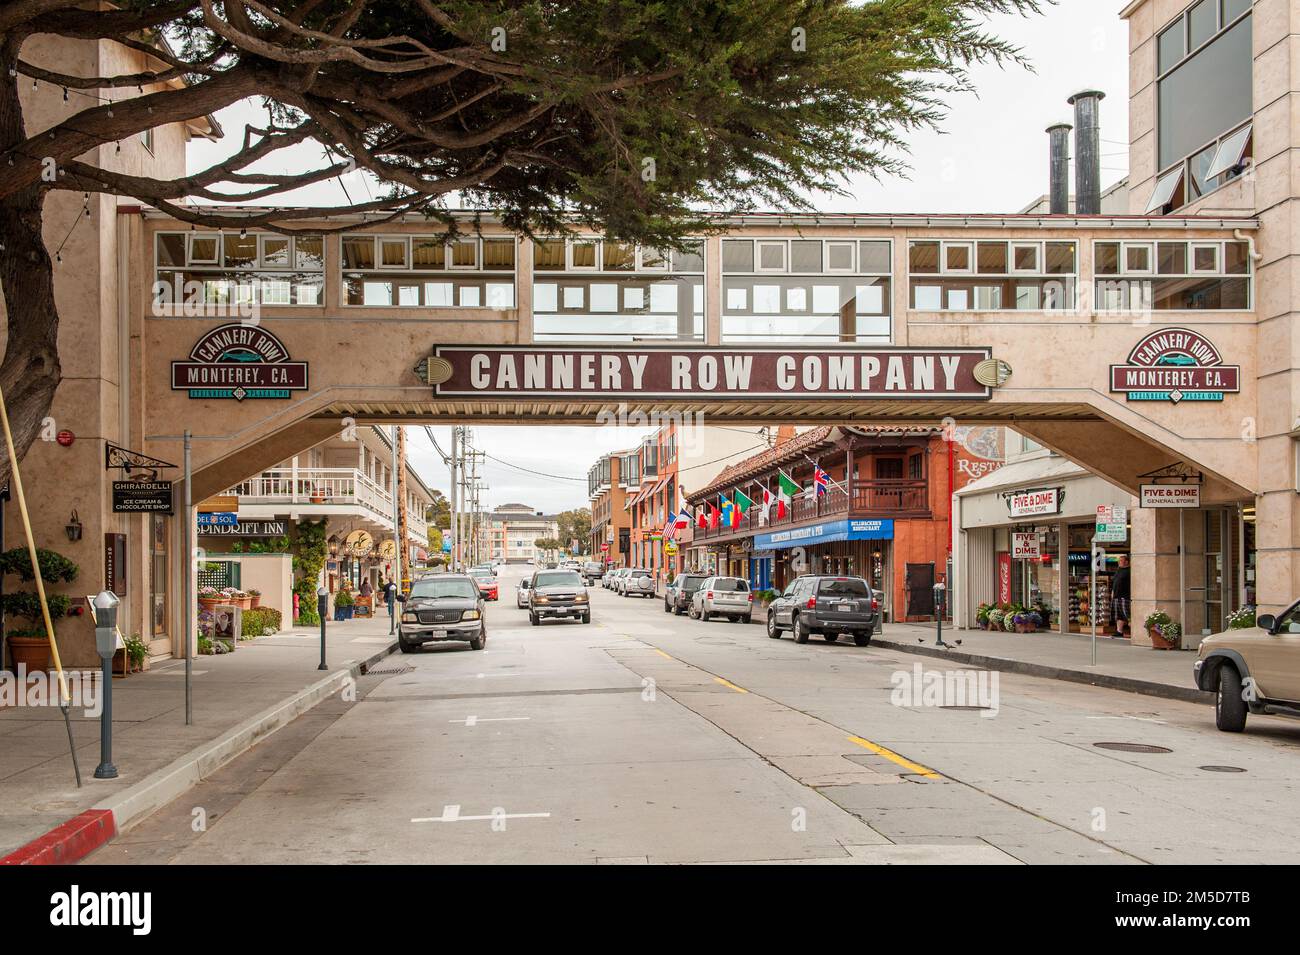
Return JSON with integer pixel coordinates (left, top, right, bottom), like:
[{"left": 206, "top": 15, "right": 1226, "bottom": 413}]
[
  {"left": 1110, "top": 328, "right": 1239, "bottom": 403},
  {"left": 172, "top": 324, "right": 309, "bottom": 401},
  {"left": 431, "top": 346, "right": 994, "bottom": 399}
]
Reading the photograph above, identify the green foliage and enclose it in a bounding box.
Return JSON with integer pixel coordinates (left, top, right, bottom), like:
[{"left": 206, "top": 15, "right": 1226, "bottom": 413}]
[
  {"left": 0, "top": 547, "right": 79, "bottom": 583},
  {"left": 241, "top": 607, "right": 282, "bottom": 637},
  {"left": 333, "top": 589, "right": 355, "bottom": 607},
  {"left": 0, "top": 591, "right": 72, "bottom": 623},
  {"left": 556, "top": 509, "right": 591, "bottom": 551},
  {"left": 426, "top": 491, "right": 451, "bottom": 531},
  {"left": 123, "top": 633, "right": 148, "bottom": 666},
  {"left": 1227, "top": 606, "right": 1255, "bottom": 629},
  {"left": 292, "top": 519, "right": 329, "bottom": 622}
]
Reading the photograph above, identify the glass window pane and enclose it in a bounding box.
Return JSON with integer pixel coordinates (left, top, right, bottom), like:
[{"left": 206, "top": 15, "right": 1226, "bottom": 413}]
[
  {"left": 603, "top": 242, "right": 635, "bottom": 271},
  {"left": 450, "top": 239, "right": 476, "bottom": 268},
  {"left": 623, "top": 286, "right": 646, "bottom": 309},
  {"left": 534, "top": 240, "right": 565, "bottom": 270},
  {"left": 1193, "top": 245, "right": 1219, "bottom": 271},
  {"left": 411, "top": 238, "right": 443, "bottom": 268},
  {"left": 640, "top": 248, "right": 668, "bottom": 270},
  {"left": 224, "top": 233, "right": 257, "bottom": 267},
  {"left": 855, "top": 284, "right": 884, "bottom": 314},
  {"left": 945, "top": 244, "right": 971, "bottom": 271},
  {"left": 261, "top": 237, "right": 290, "bottom": 267},
  {"left": 459, "top": 285, "right": 480, "bottom": 307},
  {"left": 590, "top": 283, "right": 618, "bottom": 311},
  {"left": 976, "top": 285, "right": 1002, "bottom": 310},
  {"left": 1126, "top": 245, "right": 1152, "bottom": 272},
  {"left": 571, "top": 241, "right": 597, "bottom": 268},
  {"left": 1013, "top": 245, "right": 1039, "bottom": 272},
  {"left": 486, "top": 283, "right": 514, "bottom": 308},
  {"left": 726, "top": 287, "right": 748, "bottom": 310},
  {"left": 363, "top": 281, "right": 392, "bottom": 305},
  {"left": 909, "top": 241, "right": 940, "bottom": 274},
  {"left": 483, "top": 238, "right": 515, "bottom": 269},
  {"left": 977, "top": 242, "right": 1008, "bottom": 274},
  {"left": 190, "top": 235, "right": 219, "bottom": 264},
  {"left": 295, "top": 236, "right": 324, "bottom": 270},
  {"left": 261, "top": 278, "right": 290, "bottom": 304},
  {"left": 786, "top": 287, "right": 808, "bottom": 310},
  {"left": 1158, "top": 22, "right": 1185, "bottom": 74},
  {"left": 859, "top": 241, "right": 890, "bottom": 273},
  {"left": 1204, "top": 124, "right": 1252, "bottom": 179},
  {"left": 562, "top": 286, "right": 585, "bottom": 309},
  {"left": 1157, "top": 17, "right": 1252, "bottom": 170},
  {"left": 425, "top": 282, "right": 453, "bottom": 306},
  {"left": 789, "top": 240, "right": 821, "bottom": 272},
  {"left": 157, "top": 234, "right": 185, "bottom": 266},
  {"left": 812, "top": 285, "right": 839, "bottom": 313},
  {"left": 758, "top": 242, "right": 786, "bottom": 271},
  {"left": 380, "top": 239, "right": 407, "bottom": 268},
  {"left": 826, "top": 242, "right": 853, "bottom": 271},
  {"left": 1157, "top": 242, "right": 1187, "bottom": 274},
  {"left": 753, "top": 285, "right": 781, "bottom": 313},
  {"left": 1145, "top": 165, "right": 1185, "bottom": 212},
  {"left": 1222, "top": 0, "right": 1250, "bottom": 23},
  {"left": 722, "top": 240, "right": 754, "bottom": 272},
  {"left": 342, "top": 237, "right": 373, "bottom": 269},
  {"left": 649, "top": 283, "right": 678, "bottom": 312},
  {"left": 534, "top": 283, "right": 558, "bottom": 311},
  {"left": 1015, "top": 284, "right": 1041, "bottom": 309},
  {"left": 913, "top": 285, "right": 941, "bottom": 309},
  {"left": 398, "top": 284, "right": 420, "bottom": 306},
  {"left": 946, "top": 288, "right": 969, "bottom": 310},
  {"left": 1189, "top": 141, "right": 1219, "bottom": 197},
  {"left": 1224, "top": 241, "right": 1249, "bottom": 274},
  {"left": 1095, "top": 242, "right": 1120, "bottom": 275},
  {"left": 674, "top": 241, "right": 705, "bottom": 272},
  {"left": 1188, "top": 0, "right": 1215, "bottom": 50},
  {"left": 1045, "top": 242, "right": 1075, "bottom": 275}
]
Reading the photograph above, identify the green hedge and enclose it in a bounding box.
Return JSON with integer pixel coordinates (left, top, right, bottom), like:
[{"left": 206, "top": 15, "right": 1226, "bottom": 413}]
[{"left": 241, "top": 606, "right": 283, "bottom": 637}]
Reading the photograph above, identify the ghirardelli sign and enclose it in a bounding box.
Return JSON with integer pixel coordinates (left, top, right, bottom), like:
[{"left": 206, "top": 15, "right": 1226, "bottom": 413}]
[
  {"left": 1109, "top": 328, "right": 1239, "bottom": 403},
  {"left": 172, "top": 324, "right": 309, "bottom": 401},
  {"left": 430, "top": 346, "right": 993, "bottom": 399}
]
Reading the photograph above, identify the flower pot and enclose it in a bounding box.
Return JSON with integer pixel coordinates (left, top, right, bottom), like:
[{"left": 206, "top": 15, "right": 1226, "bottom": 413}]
[
  {"left": 8, "top": 635, "right": 51, "bottom": 673},
  {"left": 199, "top": 597, "right": 221, "bottom": 611},
  {"left": 236, "top": 597, "right": 252, "bottom": 610},
  {"left": 249, "top": 595, "right": 261, "bottom": 609},
  {"left": 1148, "top": 627, "right": 1177, "bottom": 650}
]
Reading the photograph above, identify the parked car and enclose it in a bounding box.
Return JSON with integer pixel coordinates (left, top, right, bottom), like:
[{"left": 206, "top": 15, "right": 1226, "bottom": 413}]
[
  {"left": 516, "top": 575, "right": 533, "bottom": 609},
  {"left": 468, "top": 566, "right": 499, "bottom": 601},
  {"left": 528, "top": 568, "right": 591, "bottom": 625},
  {"left": 665, "top": 573, "right": 710, "bottom": 615},
  {"left": 620, "top": 568, "right": 656, "bottom": 598},
  {"left": 604, "top": 568, "right": 624, "bottom": 590},
  {"left": 397, "top": 574, "right": 485, "bottom": 652},
  {"left": 1196, "top": 602, "right": 1300, "bottom": 732},
  {"left": 689, "top": 576, "right": 752, "bottom": 622},
  {"left": 766, "top": 575, "right": 880, "bottom": 646},
  {"left": 582, "top": 561, "right": 605, "bottom": 585}
]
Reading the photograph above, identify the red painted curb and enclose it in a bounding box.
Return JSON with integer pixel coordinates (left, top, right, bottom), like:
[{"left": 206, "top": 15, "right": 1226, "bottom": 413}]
[{"left": 0, "top": 809, "right": 116, "bottom": 865}]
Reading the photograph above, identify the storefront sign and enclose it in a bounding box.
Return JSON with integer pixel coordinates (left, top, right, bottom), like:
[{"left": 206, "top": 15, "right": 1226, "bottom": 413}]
[
  {"left": 431, "top": 346, "right": 994, "bottom": 400},
  {"left": 1006, "top": 488, "right": 1061, "bottom": 518},
  {"left": 196, "top": 512, "right": 238, "bottom": 526},
  {"left": 111, "top": 481, "right": 173, "bottom": 513},
  {"left": 1110, "top": 328, "right": 1239, "bottom": 403},
  {"left": 1095, "top": 504, "right": 1128, "bottom": 543},
  {"left": 172, "top": 324, "right": 309, "bottom": 401},
  {"left": 755, "top": 518, "right": 894, "bottom": 551},
  {"left": 104, "top": 533, "right": 126, "bottom": 596},
  {"left": 199, "top": 520, "right": 288, "bottom": 537},
  {"left": 997, "top": 552, "right": 1011, "bottom": 604},
  {"left": 1011, "top": 533, "right": 1040, "bottom": 559},
  {"left": 1140, "top": 484, "right": 1201, "bottom": 508}
]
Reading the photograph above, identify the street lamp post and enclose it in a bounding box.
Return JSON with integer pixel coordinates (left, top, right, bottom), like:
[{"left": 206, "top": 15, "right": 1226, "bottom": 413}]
[
  {"left": 317, "top": 585, "right": 328, "bottom": 671},
  {"left": 92, "top": 590, "right": 120, "bottom": 779}
]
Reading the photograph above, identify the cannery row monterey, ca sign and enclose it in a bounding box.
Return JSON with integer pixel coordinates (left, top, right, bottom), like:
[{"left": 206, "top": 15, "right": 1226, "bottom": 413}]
[
  {"left": 428, "top": 346, "right": 996, "bottom": 399},
  {"left": 172, "top": 324, "right": 309, "bottom": 401},
  {"left": 1109, "top": 328, "right": 1240, "bottom": 403}
]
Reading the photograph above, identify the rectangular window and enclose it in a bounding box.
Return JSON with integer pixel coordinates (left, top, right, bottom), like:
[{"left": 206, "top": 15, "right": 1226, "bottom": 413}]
[
  {"left": 1094, "top": 239, "right": 1251, "bottom": 311},
  {"left": 859, "top": 241, "right": 890, "bottom": 274},
  {"left": 569, "top": 240, "right": 597, "bottom": 269},
  {"left": 260, "top": 236, "right": 290, "bottom": 268},
  {"left": 189, "top": 234, "right": 220, "bottom": 265},
  {"left": 825, "top": 241, "right": 854, "bottom": 272},
  {"left": 483, "top": 238, "right": 515, "bottom": 269},
  {"left": 412, "top": 237, "right": 444, "bottom": 268},
  {"left": 603, "top": 242, "right": 635, "bottom": 271},
  {"left": 790, "top": 240, "right": 822, "bottom": 273},
  {"left": 534, "top": 239, "right": 566, "bottom": 271},
  {"left": 295, "top": 236, "right": 324, "bottom": 270},
  {"left": 722, "top": 240, "right": 755, "bottom": 272},
  {"left": 757, "top": 241, "right": 787, "bottom": 272},
  {"left": 379, "top": 238, "right": 408, "bottom": 269},
  {"left": 156, "top": 231, "right": 325, "bottom": 308},
  {"left": 909, "top": 239, "right": 1075, "bottom": 312},
  {"left": 342, "top": 237, "right": 375, "bottom": 269},
  {"left": 449, "top": 239, "right": 477, "bottom": 269},
  {"left": 1157, "top": 13, "right": 1252, "bottom": 173}
]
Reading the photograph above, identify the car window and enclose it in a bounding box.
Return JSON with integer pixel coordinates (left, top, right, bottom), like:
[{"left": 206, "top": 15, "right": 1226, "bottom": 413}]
[
  {"left": 712, "top": 578, "right": 748, "bottom": 591},
  {"left": 1277, "top": 604, "right": 1300, "bottom": 633},
  {"left": 535, "top": 571, "right": 583, "bottom": 587},
  {"left": 818, "top": 577, "right": 870, "bottom": 596},
  {"left": 683, "top": 576, "right": 708, "bottom": 590},
  {"left": 408, "top": 578, "right": 478, "bottom": 600},
  {"left": 631, "top": 570, "right": 652, "bottom": 578}
]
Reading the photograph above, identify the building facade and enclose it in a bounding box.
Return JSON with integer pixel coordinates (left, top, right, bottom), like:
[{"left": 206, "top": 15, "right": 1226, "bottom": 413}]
[
  {"left": 588, "top": 449, "right": 637, "bottom": 565},
  {"left": 484, "top": 504, "right": 560, "bottom": 563}
]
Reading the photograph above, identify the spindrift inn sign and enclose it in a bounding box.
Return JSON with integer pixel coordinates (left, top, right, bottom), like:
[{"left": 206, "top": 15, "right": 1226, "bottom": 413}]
[{"left": 429, "top": 346, "right": 995, "bottom": 399}]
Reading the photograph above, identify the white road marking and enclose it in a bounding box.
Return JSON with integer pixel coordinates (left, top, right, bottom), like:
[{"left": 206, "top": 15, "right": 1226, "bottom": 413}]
[
  {"left": 449, "top": 716, "right": 531, "bottom": 726},
  {"left": 412, "top": 805, "right": 551, "bottom": 824},
  {"left": 1085, "top": 715, "right": 1167, "bottom": 724}
]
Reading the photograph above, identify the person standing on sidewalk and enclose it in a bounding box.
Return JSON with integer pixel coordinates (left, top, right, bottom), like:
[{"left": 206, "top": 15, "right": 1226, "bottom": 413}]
[{"left": 1112, "top": 555, "right": 1131, "bottom": 639}]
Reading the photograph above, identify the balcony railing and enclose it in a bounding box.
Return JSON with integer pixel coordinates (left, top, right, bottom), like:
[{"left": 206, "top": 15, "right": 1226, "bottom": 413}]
[
  {"left": 692, "top": 479, "right": 929, "bottom": 541},
  {"left": 231, "top": 467, "right": 393, "bottom": 516}
]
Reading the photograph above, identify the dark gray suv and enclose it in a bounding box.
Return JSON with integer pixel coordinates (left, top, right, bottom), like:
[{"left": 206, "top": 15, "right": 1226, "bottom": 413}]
[
  {"left": 398, "top": 574, "right": 486, "bottom": 652},
  {"left": 766, "top": 575, "right": 879, "bottom": 646}
]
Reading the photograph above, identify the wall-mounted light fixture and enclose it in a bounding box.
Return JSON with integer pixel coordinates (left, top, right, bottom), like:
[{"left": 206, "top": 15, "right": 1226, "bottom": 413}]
[{"left": 65, "top": 509, "right": 83, "bottom": 542}]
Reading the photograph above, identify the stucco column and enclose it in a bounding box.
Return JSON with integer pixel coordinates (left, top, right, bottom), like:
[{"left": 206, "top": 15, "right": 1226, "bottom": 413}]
[{"left": 1056, "top": 520, "right": 1068, "bottom": 634}]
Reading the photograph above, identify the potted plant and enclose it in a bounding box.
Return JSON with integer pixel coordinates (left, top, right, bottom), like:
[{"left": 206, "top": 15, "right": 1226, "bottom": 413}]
[
  {"left": 113, "top": 633, "right": 149, "bottom": 675},
  {"left": 1144, "top": 610, "right": 1182, "bottom": 649},
  {"left": 333, "top": 588, "right": 355, "bottom": 621},
  {"left": 198, "top": 586, "right": 222, "bottom": 610},
  {"left": 247, "top": 588, "right": 262, "bottom": 609},
  {"left": 310, "top": 486, "right": 327, "bottom": 503},
  {"left": 986, "top": 608, "right": 1006, "bottom": 632},
  {"left": 975, "top": 603, "right": 992, "bottom": 630},
  {"left": 0, "top": 547, "right": 79, "bottom": 674},
  {"left": 1227, "top": 606, "right": 1255, "bottom": 630}
]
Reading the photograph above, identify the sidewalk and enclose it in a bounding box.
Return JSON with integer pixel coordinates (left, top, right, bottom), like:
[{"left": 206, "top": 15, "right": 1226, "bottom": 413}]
[
  {"left": 0, "top": 611, "right": 398, "bottom": 860},
  {"left": 873, "top": 622, "right": 1208, "bottom": 703}
]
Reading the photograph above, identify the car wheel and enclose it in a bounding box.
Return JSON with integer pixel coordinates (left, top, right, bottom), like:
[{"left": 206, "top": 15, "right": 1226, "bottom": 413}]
[
  {"left": 823, "top": 632, "right": 838, "bottom": 643},
  {"left": 793, "top": 615, "right": 809, "bottom": 644},
  {"left": 701, "top": 610, "right": 712, "bottom": 622},
  {"left": 397, "top": 634, "right": 417, "bottom": 653},
  {"left": 1215, "top": 664, "right": 1248, "bottom": 732},
  {"left": 688, "top": 604, "right": 697, "bottom": 619},
  {"left": 582, "top": 613, "right": 591, "bottom": 624},
  {"left": 767, "top": 612, "right": 782, "bottom": 639},
  {"left": 469, "top": 630, "right": 485, "bottom": 651},
  {"left": 529, "top": 612, "right": 540, "bottom": 627},
  {"left": 853, "top": 633, "right": 871, "bottom": 647},
  {"left": 663, "top": 599, "right": 671, "bottom": 613},
  {"left": 740, "top": 615, "right": 752, "bottom": 625}
]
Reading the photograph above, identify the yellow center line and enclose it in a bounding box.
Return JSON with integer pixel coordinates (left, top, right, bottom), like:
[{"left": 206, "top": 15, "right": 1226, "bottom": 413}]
[
  {"left": 847, "top": 735, "right": 940, "bottom": 779},
  {"left": 653, "top": 649, "right": 672, "bottom": 660},
  {"left": 714, "top": 676, "right": 748, "bottom": 694}
]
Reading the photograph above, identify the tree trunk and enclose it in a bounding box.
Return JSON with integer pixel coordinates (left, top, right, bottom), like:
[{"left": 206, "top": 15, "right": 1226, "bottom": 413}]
[{"left": 0, "top": 35, "right": 60, "bottom": 489}]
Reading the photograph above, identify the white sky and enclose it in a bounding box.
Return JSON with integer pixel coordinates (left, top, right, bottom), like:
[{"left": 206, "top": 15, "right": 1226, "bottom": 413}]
[{"left": 188, "top": 0, "right": 1130, "bottom": 512}]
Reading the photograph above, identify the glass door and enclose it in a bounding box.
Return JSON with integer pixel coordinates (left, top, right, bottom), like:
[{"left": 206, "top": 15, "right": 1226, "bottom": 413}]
[
  {"left": 1204, "top": 510, "right": 1225, "bottom": 633},
  {"left": 150, "top": 514, "right": 169, "bottom": 648}
]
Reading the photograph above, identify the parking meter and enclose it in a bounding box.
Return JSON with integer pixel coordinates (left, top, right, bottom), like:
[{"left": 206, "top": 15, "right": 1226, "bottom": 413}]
[
  {"left": 932, "top": 581, "right": 951, "bottom": 648},
  {"left": 92, "top": 590, "right": 119, "bottom": 779}
]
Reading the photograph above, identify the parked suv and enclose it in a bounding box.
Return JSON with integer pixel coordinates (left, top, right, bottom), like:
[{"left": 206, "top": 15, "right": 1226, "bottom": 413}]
[
  {"left": 528, "top": 568, "right": 591, "bottom": 625},
  {"left": 766, "top": 575, "right": 879, "bottom": 646},
  {"left": 397, "top": 574, "right": 485, "bottom": 652},
  {"left": 664, "top": 573, "right": 709, "bottom": 615},
  {"left": 1195, "top": 601, "right": 1300, "bottom": 732},
  {"left": 689, "top": 576, "right": 752, "bottom": 622},
  {"left": 582, "top": 561, "right": 605, "bottom": 585},
  {"left": 620, "top": 568, "right": 656, "bottom": 598}
]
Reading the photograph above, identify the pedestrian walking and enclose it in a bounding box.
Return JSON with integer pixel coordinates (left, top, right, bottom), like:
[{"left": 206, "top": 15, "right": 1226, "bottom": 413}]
[
  {"left": 384, "top": 578, "right": 397, "bottom": 617},
  {"left": 1111, "top": 555, "right": 1131, "bottom": 639}
]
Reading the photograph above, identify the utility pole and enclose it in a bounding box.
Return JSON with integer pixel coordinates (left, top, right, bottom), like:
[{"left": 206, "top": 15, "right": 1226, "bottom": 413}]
[
  {"left": 396, "top": 425, "right": 409, "bottom": 590},
  {"left": 449, "top": 427, "right": 460, "bottom": 571}
]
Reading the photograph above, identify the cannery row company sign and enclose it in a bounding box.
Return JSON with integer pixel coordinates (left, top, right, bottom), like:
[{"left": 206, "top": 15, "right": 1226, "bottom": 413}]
[
  {"left": 172, "top": 324, "right": 308, "bottom": 401},
  {"left": 427, "top": 346, "right": 995, "bottom": 399},
  {"left": 1110, "top": 328, "right": 1239, "bottom": 403}
]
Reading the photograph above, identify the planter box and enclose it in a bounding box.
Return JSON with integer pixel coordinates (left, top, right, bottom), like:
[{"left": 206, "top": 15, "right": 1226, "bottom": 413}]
[{"left": 333, "top": 605, "right": 355, "bottom": 621}]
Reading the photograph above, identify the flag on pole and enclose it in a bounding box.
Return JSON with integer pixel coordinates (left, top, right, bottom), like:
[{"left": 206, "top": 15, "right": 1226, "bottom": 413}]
[
  {"left": 696, "top": 504, "right": 708, "bottom": 529},
  {"left": 709, "top": 502, "right": 720, "bottom": 529},
  {"left": 734, "top": 488, "right": 755, "bottom": 522},
  {"left": 777, "top": 471, "right": 799, "bottom": 518},
  {"left": 671, "top": 510, "right": 690, "bottom": 533},
  {"left": 720, "top": 496, "right": 736, "bottom": 528},
  {"left": 813, "top": 465, "right": 830, "bottom": 497},
  {"left": 761, "top": 485, "right": 774, "bottom": 521}
]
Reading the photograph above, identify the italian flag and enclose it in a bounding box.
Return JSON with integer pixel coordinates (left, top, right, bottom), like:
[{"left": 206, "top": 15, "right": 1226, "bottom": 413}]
[
  {"left": 777, "top": 471, "right": 800, "bottom": 519},
  {"left": 733, "top": 489, "right": 755, "bottom": 525}
]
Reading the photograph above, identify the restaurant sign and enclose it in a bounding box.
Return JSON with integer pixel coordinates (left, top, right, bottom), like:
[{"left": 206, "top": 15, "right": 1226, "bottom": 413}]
[
  {"left": 200, "top": 520, "right": 289, "bottom": 537},
  {"left": 429, "top": 346, "right": 994, "bottom": 399},
  {"left": 1110, "top": 328, "right": 1239, "bottom": 403},
  {"left": 755, "top": 518, "right": 895, "bottom": 551},
  {"left": 172, "top": 324, "right": 308, "bottom": 401},
  {"left": 1005, "top": 487, "right": 1061, "bottom": 518},
  {"left": 1140, "top": 484, "right": 1201, "bottom": 508},
  {"left": 111, "top": 481, "right": 172, "bottom": 514}
]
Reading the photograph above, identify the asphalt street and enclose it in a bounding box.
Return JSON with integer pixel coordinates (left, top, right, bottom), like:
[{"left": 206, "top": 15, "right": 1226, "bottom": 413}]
[{"left": 86, "top": 565, "right": 1300, "bottom": 865}]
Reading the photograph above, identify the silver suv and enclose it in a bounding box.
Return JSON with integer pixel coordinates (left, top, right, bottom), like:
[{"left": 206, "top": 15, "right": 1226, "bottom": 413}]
[
  {"left": 689, "top": 576, "right": 752, "bottom": 623},
  {"left": 620, "top": 568, "right": 656, "bottom": 597}
]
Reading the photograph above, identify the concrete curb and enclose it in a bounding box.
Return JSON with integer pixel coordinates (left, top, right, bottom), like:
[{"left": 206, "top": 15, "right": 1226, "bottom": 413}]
[
  {"left": 1, "top": 640, "right": 395, "bottom": 864},
  {"left": 870, "top": 635, "right": 1211, "bottom": 704}
]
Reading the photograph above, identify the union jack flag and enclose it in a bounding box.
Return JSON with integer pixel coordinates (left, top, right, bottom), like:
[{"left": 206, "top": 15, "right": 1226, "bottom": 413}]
[{"left": 813, "top": 465, "right": 830, "bottom": 496}]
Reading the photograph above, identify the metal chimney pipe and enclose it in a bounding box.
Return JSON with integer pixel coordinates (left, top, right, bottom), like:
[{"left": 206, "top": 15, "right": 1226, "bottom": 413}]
[
  {"left": 1046, "top": 122, "right": 1072, "bottom": 215},
  {"left": 1068, "top": 90, "right": 1105, "bottom": 215}
]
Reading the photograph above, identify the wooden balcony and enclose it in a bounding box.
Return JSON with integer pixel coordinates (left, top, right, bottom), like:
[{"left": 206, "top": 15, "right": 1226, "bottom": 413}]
[{"left": 691, "top": 478, "right": 929, "bottom": 543}]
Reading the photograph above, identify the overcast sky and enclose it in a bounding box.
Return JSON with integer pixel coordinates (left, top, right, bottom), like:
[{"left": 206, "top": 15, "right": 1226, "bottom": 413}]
[{"left": 189, "top": 1, "right": 1130, "bottom": 512}]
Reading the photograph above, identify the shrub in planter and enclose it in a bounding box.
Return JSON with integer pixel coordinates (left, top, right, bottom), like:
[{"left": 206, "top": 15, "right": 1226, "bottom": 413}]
[
  {"left": 0, "top": 548, "right": 79, "bottom": 673},
  {"left": 1143, "top": 610, "right": 1182, "bottom": 648},
  {"left": 333, "top": 589, "right": 355, "bottom": 621},
  {"left": 975, "top": 603, "right": 992, "bottom": 629},
  {"left": 1227, "top": 606, "right": 1255, "bottom": 630},
  {"left": 241, "top": 606, "right": 283, "bottom": 638},
  {"left": 986, "top": 608, "right": 1006, "bottom": 631}
]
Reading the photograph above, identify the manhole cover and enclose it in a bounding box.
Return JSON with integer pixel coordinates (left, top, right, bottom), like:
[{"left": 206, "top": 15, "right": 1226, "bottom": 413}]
[
  {"left": 1199, "top": 765, "right": 1246, "bottom": 773},
  {"left": 367, "top": 664, "right": 415, "bottom": 676},
  {"left": 1093, "top": 741, "right": 1172, "bottom": 754},
  {"left": 940, "top": 705, "right": 992, "bottom": 711}
]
